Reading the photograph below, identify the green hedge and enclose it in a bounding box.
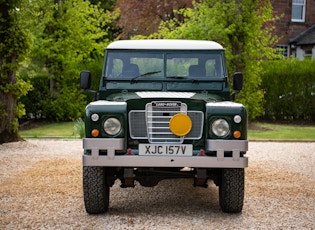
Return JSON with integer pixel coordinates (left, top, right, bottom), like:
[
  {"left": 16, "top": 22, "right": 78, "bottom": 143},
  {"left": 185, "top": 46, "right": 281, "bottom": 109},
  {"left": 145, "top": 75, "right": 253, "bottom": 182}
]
[
  {"left": 260, "top": 59, "right": 315, "bottom": 121},
  {"left": 19, "top": 57, "right": 104, "bottom": 122}
]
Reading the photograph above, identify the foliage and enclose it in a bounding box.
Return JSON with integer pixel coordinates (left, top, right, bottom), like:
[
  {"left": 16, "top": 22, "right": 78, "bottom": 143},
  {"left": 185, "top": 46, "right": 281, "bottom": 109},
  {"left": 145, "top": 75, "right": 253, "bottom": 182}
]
[
  {"left": 0, "top": 0, "right": 33, "bottom": 143},
  {"left": 136, "top": 0, "right": 279, "bottom": 119},
  {"left": 19, "top": 73, "right": 50, "bottom": 120},
  {"left": 79, "top": 56, "right": 104, "bottom": 92},
  {"left": 260, "top": 59, "right": 315, "bottom": 121},
  {"left": 20, "top": 0, "right": 119, "bottom": 121},
  {"left": 89, "top": 0, "right": 117, "bottom": 12},
  {"left": 73, "top": 117, "right": 85, "bottom": 138},
  {"left": 114, "top": 0, "right": 193, "bottom": 39},
  {"left": 89, "top": 0, "right": 120, "bottom": 40}
]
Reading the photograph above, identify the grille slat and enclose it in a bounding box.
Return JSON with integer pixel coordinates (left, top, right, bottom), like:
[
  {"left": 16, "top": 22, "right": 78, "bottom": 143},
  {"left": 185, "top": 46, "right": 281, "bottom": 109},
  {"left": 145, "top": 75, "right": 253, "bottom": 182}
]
[
  {"left": 129, "top": 101, "right": 204, "bottom": 143},
  {"left": 147, "top": 101, "right": 185, "bottom": 143},
  {"left": 149, "top": 132, "right": 173, "bottom": 134}
]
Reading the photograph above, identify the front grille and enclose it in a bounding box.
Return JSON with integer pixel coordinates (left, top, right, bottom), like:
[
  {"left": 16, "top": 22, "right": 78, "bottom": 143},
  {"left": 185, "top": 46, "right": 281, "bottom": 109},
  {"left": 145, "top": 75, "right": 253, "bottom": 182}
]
[{"left": 129, "top": 101, "right": 203, "bottom": 144}]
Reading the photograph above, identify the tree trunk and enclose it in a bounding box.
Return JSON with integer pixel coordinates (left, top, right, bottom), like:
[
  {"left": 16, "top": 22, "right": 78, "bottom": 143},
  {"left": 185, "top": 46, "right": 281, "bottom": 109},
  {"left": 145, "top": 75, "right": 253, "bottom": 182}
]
[
  {"left": 0, "top": 96, "right": 22, "bottom": 144},
  {"left": 0, "top": 1, "right": 23, "bottom": 144},
  {"left": 0, "top": 62, "right": 22, "bottom": 144}
]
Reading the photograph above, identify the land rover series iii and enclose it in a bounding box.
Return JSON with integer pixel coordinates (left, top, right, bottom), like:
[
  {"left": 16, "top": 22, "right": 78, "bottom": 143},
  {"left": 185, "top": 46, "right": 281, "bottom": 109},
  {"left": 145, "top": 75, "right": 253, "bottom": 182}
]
[{"left": 80, "top": 39, "right": 248, "bottom": 214}]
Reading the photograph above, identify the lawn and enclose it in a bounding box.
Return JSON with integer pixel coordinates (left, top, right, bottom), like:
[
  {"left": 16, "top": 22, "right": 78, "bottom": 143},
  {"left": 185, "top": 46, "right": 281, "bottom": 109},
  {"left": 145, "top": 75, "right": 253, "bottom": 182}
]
[
  {"left": 19, "top": 121, "right": 315, "bottom": 141},
  {"left": 19, "top": 122, "right": 78, "bottom": 138},
  {"left": 248, "top": 122, "right": 315, "bottom": 140}
]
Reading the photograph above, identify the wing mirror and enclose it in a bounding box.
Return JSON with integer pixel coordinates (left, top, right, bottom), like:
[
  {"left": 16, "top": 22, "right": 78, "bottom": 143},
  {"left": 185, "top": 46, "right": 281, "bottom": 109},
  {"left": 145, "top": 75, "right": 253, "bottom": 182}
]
[
  {"left": 80, "top": 70, "right": 97, "bottom": 100},
  {"left": 233, "top": 72, "right": 243, "bottom": 91},
  {"left": 231, "top": 72, "right": 243, "bottom": 101},
  {"left": 80, "top": 70, "right": 91, "bottom": 89}
]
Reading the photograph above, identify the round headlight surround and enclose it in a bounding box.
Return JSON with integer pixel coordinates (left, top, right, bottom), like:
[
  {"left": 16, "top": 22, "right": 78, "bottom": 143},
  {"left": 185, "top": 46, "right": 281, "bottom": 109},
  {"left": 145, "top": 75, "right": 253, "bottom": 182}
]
[
  {"left": 211, "top": 119, "right": 230, "bottom": 137},
  {"left": 233, "top": 115, "right": 242, "bottom": 124},
  {"left": 91, "top": 113, "right": 99, "bottom": 122},
  {"left": 103, "top": 117, "right": 121, "bottom": 136}
]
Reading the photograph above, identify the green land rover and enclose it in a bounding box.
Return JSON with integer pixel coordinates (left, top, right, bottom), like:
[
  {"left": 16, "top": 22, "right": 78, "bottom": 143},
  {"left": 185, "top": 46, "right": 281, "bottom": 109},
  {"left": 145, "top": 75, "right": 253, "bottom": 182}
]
[{"left": 80, "top": 39, "right": 248, "bottom": 214}]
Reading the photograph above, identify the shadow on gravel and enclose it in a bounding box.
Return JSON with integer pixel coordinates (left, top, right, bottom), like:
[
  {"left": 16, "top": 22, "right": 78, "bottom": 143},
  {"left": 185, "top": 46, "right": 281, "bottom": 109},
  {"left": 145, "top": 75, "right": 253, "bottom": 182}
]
[{"left": 108, "top": 178, "right": 220, "bottom": 215}]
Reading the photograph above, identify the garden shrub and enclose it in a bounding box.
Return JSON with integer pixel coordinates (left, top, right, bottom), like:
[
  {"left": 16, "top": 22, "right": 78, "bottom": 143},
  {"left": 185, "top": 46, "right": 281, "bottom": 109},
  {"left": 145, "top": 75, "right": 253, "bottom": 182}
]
[{"left": 261, "top": 59, "right": 315, "bottom": 121}]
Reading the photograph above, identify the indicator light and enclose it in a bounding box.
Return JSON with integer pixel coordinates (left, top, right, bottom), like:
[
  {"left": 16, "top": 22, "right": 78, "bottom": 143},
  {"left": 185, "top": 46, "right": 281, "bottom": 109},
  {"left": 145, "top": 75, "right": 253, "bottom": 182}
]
[
  {"left": 91, "top": 129, "right": 99, "bottom": 137},
  {"left": 233, "top": 130, "right": 241, "bottom": 139}
]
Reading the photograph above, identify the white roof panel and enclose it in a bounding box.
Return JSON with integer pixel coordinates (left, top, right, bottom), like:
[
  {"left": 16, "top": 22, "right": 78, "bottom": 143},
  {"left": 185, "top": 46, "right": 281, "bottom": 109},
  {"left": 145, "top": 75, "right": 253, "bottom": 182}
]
[
  {"left": 136, "top": 91, "right": 196, "bottom": 98},
  {"left": 107, "top": 39, "right": 224, "bottom": 50}
]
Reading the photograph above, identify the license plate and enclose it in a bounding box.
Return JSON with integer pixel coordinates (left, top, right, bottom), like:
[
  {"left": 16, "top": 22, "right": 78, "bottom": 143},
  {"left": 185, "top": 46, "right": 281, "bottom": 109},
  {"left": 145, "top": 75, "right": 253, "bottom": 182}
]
[{"left": 139, "top": 144, "right": 192, "bottom": 156}]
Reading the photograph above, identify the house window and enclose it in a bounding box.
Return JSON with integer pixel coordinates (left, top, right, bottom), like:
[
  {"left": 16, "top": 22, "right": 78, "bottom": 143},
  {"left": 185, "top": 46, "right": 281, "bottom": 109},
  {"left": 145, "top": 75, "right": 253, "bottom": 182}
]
[
  {"left": 304, "top": 49, "right": 312, "bottom": 59},
  {"left": 292, "top": 0, "right": 306, "bottom": 22},
  {"left": 276, "top": 45, "right": 289, "bottom": 58}
]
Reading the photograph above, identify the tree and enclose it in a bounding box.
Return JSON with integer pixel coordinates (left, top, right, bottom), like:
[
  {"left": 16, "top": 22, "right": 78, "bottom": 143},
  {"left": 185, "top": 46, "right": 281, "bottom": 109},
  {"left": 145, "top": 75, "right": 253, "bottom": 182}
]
[
  {"left": 88, "top": 0, "right": 120, "bottom": 41},
  {"left": 22, "top": 0, "right": 119, "bottom": 121},
  {"left": 0, "top": 0, "right": 32, "bottom": 143},
  {"left": 114, "top": 0, "right": 193, "bottom": 39},
  {"left": 140, "top": 0, "right": 279, "bottom": 119}
]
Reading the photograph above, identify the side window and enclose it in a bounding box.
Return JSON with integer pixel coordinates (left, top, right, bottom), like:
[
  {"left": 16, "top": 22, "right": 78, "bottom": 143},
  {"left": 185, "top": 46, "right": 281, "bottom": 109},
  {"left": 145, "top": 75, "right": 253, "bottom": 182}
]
[{"left": 292, "top": 0, "right": 306, "bottom": 22}]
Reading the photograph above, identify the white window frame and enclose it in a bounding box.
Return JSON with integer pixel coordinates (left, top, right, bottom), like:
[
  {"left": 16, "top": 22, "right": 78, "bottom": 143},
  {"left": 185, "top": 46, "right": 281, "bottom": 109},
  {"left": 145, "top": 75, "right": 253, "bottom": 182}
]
[
  {"left": 276, "top": 45, "right": 290, "bottom": 58},
  {"left": 292, "top": 0, "right": 306, "bottom": 22},
  {"left": 304, "top": 49, "right": 313, "bottom": 59}
]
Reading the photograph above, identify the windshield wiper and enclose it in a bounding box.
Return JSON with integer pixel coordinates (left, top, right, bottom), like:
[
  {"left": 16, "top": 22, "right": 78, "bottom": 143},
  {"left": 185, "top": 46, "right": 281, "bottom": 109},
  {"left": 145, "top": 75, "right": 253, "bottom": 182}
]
[
  {"left": 166, "top": 76, "right": 199, "bottom": 83},
  {"left": 130, "top": 71, "right": 162, "bottom": 83},
  {"left": 166, "top": 76, "right": 188, "bottom": 79},
  {"left": 191, "top": 79, "right": 199, "bottom": 84}
]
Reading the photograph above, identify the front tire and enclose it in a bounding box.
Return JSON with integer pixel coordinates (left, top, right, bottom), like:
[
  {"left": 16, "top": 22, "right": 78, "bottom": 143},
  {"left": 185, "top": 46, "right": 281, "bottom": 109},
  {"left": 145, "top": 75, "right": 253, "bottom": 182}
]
[
  {"left": 219, "top": 168, "right": 244, "bottom": 213},
  {"left": 83, "top": 166, "right": 109, "bottom": 214}
]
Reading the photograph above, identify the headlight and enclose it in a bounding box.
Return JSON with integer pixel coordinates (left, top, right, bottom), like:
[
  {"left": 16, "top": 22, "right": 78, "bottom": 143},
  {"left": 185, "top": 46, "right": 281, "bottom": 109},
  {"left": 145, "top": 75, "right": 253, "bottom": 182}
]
[
  {"left": 211, "top": 119, "right": 230, "bottom": 137},
  {"left": 104, "top": 118, "right": 121, "bottom": 136}
]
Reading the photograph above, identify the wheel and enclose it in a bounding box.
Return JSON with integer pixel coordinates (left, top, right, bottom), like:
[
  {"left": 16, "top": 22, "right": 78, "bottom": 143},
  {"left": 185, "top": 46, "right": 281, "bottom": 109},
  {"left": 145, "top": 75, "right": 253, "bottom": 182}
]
[
  {"left": 219, "top": 168, "right": 244, "bottom": 213},
  {"left": 83, "top": 166, "right": 109, "bottom": 214}
]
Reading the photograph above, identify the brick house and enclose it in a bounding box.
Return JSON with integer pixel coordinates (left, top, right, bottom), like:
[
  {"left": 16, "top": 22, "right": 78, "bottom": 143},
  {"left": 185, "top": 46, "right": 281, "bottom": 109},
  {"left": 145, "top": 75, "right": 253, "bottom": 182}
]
[{"left": 272, "top": 0, "right": 315, "bottom": 59}]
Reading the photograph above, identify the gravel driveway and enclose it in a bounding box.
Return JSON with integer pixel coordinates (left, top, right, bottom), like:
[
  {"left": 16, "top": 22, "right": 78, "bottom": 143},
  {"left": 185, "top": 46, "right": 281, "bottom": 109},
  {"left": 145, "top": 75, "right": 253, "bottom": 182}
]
[{"left": 0, "top": 140, "right": 314, "bottom": 229}]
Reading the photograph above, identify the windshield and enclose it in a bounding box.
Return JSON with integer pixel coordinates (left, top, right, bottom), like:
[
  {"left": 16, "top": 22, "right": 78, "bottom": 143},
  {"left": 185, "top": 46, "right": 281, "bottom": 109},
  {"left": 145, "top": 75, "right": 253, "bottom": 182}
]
[
  {"left": 166, "top": 53, "right": 223, "bottom": 78},
  {"left": 105, "top": 51, "right": 224, "bottom": 79}
]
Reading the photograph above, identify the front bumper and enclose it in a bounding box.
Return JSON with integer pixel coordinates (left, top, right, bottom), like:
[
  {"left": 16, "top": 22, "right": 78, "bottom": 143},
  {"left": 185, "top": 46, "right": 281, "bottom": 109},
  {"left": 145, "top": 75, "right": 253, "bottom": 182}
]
[{"left": 82, "top": 138, "right": 248, "bottom": 168}]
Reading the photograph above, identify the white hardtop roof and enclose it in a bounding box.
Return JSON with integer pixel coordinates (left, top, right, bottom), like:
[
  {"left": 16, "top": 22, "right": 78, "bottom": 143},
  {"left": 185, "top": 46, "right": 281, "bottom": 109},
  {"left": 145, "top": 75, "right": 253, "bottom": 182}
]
[{"left": 106, "top": 39, "right": 224, "bottom": 50}]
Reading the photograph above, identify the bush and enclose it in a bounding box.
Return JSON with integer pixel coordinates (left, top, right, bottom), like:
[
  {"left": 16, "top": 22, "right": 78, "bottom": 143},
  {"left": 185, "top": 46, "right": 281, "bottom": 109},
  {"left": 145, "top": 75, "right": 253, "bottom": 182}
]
[
  {"left": 19, "top": 73, "right": 87, "bottom": 122},
  {"left": 19, "top": 74, "right": 50, "bottom": 120},
  {"left": 79, "top": 56, "right": 103, "bottom": 101},
  {"left": 19, "top": 57, "right": 104, "bottom": 122},
  {"left": 73, "top": 117, "right": 85, "bottom": 138},
  {"left": 260, "top": 59, "right": 315, "bottom": 121},
  {"left": 41, "top": 86, "right": 87, "bottom": 121}
]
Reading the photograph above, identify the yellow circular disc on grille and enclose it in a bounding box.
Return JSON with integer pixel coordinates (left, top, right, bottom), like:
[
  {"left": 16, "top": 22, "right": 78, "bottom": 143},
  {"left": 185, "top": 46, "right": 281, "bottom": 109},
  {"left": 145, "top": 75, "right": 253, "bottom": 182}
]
[{"left": 169, "top": 113, "right": 192, "bottom": 136}]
